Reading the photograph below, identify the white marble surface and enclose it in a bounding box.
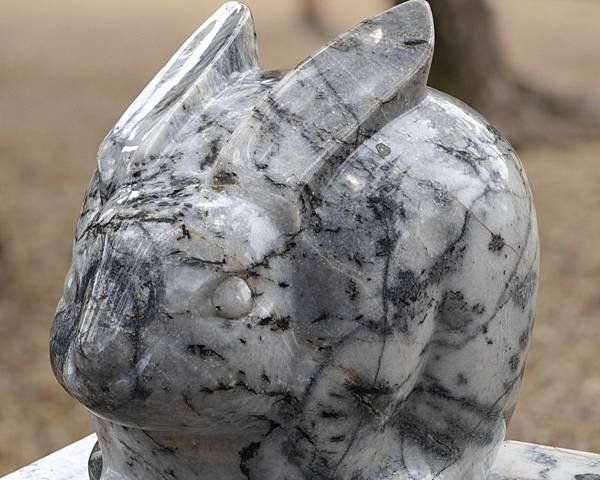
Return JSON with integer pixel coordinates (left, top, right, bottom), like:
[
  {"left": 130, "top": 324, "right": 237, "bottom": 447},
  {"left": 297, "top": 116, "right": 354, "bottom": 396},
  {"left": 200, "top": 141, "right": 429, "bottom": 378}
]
[
  {"left": 491, "top": 442, "right": 600, "bottom": 480},
  {"left": 2, "top": 435, "right": 96, "bottom": 480},
  {"left": 4, "top": 437, "right": 600, "bottom": 480}
]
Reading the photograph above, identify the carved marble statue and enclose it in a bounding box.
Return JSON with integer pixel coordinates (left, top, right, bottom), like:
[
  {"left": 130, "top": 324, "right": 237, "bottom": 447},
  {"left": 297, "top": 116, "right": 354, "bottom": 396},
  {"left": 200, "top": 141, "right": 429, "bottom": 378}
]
[{"left": 49, "top": 1, "right": 539, "bottom": 479}]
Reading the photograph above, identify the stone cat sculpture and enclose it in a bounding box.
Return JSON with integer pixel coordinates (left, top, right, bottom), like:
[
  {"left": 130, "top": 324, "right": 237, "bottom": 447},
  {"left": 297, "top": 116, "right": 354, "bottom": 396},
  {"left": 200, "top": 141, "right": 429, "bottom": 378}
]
[{"left": 50, "top": 2, "right": 539, "bottom": 479}]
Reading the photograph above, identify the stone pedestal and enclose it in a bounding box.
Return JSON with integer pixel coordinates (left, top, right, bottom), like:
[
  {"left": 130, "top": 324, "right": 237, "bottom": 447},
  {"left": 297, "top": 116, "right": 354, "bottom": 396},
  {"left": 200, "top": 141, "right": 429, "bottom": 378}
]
[{"left": 4, "top": 436, "right": 600, "bottom": 480}]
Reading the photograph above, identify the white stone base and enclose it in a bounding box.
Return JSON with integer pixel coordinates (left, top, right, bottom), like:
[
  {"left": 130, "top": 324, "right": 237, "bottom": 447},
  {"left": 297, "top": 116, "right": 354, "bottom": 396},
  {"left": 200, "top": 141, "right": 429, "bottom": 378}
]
[
  {"left": 3, "top": 435, "right": 600, "bottom": 480},
  {"left": 3, "top": 435, "right": 96, "bottom": 480}
]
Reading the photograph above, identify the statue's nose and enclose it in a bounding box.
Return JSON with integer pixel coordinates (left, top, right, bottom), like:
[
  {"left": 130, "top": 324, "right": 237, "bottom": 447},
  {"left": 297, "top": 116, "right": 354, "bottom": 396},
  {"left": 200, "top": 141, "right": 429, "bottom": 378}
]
[{"left": 68, "top": 237, "right": 160, "bottom": 409}]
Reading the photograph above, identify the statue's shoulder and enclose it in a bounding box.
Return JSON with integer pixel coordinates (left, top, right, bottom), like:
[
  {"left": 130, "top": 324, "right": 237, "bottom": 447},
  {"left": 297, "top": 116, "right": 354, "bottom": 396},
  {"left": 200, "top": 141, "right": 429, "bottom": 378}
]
[
  {"left": 380, "top": 87, "right": 530, "bottom": 202},
  {"left": 313, "top": 88, "right": 535, "bottom": 281}
]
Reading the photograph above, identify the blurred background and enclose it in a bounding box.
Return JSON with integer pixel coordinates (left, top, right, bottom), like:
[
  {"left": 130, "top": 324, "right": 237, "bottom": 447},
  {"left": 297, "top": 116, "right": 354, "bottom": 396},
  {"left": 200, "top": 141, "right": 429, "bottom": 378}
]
[{"left": 1, "top": 0, "right": 599, "bottom": 474}]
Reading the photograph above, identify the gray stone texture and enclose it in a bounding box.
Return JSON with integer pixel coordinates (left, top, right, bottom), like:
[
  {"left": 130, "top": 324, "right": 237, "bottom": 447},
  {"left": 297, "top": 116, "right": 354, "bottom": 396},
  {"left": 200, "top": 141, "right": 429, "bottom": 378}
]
[{"left": 50, "top": 1, "right": 539, "bottom": 478}]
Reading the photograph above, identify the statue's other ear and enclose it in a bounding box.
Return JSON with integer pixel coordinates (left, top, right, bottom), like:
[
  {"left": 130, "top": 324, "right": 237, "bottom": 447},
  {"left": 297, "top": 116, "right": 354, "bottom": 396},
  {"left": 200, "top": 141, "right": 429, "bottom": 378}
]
[
  {"left": 97, "top": 2, "right": 258, "bottom": 199},
  {"left": 212, "top": 0, "right": 433, "bottom": 231}
]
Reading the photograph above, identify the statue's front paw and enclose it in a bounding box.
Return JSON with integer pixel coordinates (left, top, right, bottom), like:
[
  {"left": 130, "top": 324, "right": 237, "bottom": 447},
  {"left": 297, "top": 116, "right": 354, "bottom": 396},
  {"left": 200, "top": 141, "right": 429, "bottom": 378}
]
[{"left": 88, "top": 441, "right": 102, "bottom": 480}]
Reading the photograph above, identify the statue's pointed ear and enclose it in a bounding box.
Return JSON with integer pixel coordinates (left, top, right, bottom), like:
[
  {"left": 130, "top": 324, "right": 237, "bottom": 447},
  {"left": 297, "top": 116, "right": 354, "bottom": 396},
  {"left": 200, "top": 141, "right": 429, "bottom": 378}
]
[
  {"left": 98, "top": 2, "right": 258, "bottom": 197},
  {"left": 213, "top": 0, "right": 433, "bottom": 222}
]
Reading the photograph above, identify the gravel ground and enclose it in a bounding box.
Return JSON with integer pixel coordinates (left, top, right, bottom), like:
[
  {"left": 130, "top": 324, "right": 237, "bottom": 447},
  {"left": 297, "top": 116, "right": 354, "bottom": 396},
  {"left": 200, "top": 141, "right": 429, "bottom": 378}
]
[{"left": 0, "top": 0, "right": 598, "bottom": 474}]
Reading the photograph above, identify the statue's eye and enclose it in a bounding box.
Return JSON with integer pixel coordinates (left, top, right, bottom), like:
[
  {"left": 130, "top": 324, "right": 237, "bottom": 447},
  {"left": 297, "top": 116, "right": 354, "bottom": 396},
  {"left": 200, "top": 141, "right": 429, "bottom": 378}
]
[{"left": 212, "top": 277, "right": 253, "bottom": 319}]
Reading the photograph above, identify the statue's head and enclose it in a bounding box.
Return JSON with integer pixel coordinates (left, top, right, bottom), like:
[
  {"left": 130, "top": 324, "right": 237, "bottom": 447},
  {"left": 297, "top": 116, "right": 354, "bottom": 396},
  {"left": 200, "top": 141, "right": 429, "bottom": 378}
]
[
  {"left": 51, "top": 0, "right": 434, "bottom": 431},
  {"left": 50, "top": 2, "right": 537, "bottom": 478}
]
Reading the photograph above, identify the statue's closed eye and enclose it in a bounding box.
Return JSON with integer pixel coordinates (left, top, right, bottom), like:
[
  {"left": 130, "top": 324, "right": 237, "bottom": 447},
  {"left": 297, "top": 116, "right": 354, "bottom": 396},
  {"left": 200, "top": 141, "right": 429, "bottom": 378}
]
[{"left": 212, "top": 277, "right": 253, "bottom": 319}]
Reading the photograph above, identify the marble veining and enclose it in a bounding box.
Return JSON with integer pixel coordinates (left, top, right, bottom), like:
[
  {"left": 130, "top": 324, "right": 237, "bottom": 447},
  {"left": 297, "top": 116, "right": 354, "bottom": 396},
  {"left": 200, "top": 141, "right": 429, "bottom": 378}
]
[
  {"left": 491, "top": 442, "right": 600, "bottom": 480},
  {"left": 50, "top": 1, "right": 539, "bottom": 479},
  {"left": 7, "top": 437, "right": 600, "bottom": 480}
]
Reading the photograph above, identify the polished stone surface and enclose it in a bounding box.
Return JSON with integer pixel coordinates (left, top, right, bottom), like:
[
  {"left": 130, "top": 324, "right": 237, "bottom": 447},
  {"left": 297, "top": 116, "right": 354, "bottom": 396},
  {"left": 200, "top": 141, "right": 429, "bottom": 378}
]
[
  {"left": 50, "top": 1, "right": 539, "bottom": 479},
  {"left": 6, "top": 437, "right": 600, "bottom": 480},
  {"left": 492, "top": 442, "right": 600, "bottom": 480}
]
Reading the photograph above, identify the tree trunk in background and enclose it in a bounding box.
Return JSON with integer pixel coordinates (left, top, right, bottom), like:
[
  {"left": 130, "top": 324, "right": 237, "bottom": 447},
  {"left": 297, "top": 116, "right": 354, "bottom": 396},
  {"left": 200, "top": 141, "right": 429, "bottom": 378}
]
[
  {"left": 0, "top": 234, "right": 5, "bottom": 294},
  {"left": 302, "top": 0, "right": 600, "bottom": 147},
  {"left": 393, "top": 0, "right": 600, "bottom": 147},
  {"left": 418, "top": 0, "right": 506, "bottom": 112}
]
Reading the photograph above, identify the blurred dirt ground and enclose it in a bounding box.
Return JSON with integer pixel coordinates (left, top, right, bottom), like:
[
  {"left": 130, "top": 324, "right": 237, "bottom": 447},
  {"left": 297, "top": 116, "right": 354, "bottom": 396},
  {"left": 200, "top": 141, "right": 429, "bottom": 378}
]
[{"left": 0, "top": 0, "right": 599, "bottom": 474}]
